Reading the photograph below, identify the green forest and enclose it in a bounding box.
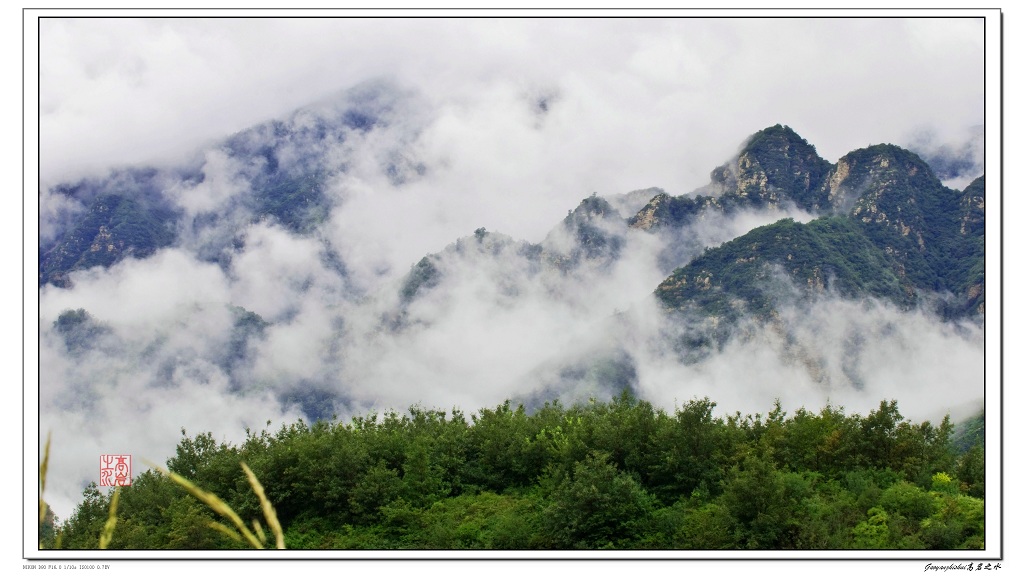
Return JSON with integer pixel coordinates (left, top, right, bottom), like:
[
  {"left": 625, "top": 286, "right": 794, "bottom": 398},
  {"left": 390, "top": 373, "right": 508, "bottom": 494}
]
[{"left": 41, "top": 392, "right": 985, "bottom": 551}]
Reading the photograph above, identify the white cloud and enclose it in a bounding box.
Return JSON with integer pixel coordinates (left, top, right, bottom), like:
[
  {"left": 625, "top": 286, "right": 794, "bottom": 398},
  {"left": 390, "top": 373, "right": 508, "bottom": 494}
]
[
  {"left": 39, "top": 18, "right": 984, "bottom": 195},
  {"left": 630, "top": 296, "right": 984, "bottom": 424},
  {"left": 228, "top": 222, "right": 338, "bottom": 320},
  {"left": 39, "top": 249, "right": 231, "bottom": 332},
  {"left": 170, "top": 149, "right": 249, "bottom": 215}
]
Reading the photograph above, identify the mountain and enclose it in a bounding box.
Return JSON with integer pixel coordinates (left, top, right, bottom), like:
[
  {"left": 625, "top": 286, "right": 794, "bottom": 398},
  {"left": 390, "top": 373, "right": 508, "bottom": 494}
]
[
  {"left": 378, "top": 125, "right": 984, "bottom": 404},
  {"left": 654, "top": 142, "right": 985, "bottom": 324},
  {"left": 394, "top": 192, "right": 640, "bottom": 310},
  {"left": 38, "top": 81, "right": 410, "bottom": 287},
  {"left": 38, "top": 105, "right": 985, "bottom": 420},
  {"left": 655, "top": 216, "right": 914, "bottom": 320},
  {"left": 700, "top": 123, "right": 835, "bottom": 211},
  {"left": 39, "top": 169, "right": 179, "bottom": 287},
  {"left": 629, "top": 125, "right": 833, "bottom": 233}
]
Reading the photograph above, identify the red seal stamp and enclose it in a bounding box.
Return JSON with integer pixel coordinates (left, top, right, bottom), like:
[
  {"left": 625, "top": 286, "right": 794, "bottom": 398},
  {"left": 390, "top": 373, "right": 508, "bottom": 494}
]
[{"left": 100, "top": 454, "right": 132, "bottom": 486}]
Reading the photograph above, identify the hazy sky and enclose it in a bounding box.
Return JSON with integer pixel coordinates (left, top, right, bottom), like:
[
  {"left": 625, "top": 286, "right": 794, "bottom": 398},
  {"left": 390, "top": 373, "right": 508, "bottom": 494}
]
[
  {"left": 27, "top": 13, "right": 1003, "bottom": 552},
  {"left": 39, "top": 17, "right": 984, "bottom": 199}
]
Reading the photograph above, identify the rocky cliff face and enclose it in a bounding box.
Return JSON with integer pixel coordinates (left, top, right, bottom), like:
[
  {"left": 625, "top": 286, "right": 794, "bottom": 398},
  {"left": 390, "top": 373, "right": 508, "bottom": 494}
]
[
  {"left": 717, "top": 124, "right": 834, "bottom": 211},
  {"left": 958, "top": 176, "right": 986, "bottom": 315},
  {"left": 959, "top": 176, "right": 985, "bottom": 237},
  {"left": 629, "top": 125, "right": 835, "bottom": 235},
  {"left": 837, "top": 145, "right": 938, "bottom": 243},
  {"left": 652, "top": 138, "right": 984, "bottom": 322}
]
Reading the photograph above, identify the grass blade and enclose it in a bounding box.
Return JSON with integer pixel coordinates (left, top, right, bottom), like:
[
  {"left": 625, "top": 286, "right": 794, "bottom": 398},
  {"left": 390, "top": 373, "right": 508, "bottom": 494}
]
[
  {"left": 207, "top": 521, "right": 243, "bottom": 543},
  {"left": 252, "top": 518, "right": 266, "bottom": 545},
  {"left": 241, "top": 462, "right": 285, "bottom": 549},
  {"left": 98, "top": 487, "right": 120, "bottom": 549},
  {"left": 39, "top": 432, "right": 51, "bottom": 526},
  {"left": 150, "top": 462, "right": 263, "bottom": 549}
]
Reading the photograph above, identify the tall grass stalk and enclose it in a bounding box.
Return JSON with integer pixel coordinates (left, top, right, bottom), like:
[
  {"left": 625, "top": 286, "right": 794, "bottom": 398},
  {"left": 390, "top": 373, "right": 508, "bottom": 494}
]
[
  {"left": 241, "top": 462, "right": 284, "bottom": 549},
  {"left": 98, "top": 488, "right": 119, "bottom": 549},
  {"left": 208, "top": 521, "right": 243, "bottom": 543},
  {"left": 39, "top": 432, "right": 51, "bottom": 526},
  {"left": 151, "top": 462, "right": 264, "bottom": 549},
  {"left": 151, "top": 460, "right": 285, "bottom": 549}
]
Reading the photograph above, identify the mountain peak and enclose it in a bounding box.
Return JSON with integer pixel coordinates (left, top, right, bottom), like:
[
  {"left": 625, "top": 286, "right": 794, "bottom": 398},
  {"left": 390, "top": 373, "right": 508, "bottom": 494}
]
[
  {"left": 826, "top": 143, "right": 945, "bottom": 216},
  {"left": 841, "top": 143, "right": 932, "bottom": 170},
  {"left": 739, "top": 124, "right": 809, "bottom": 153},
  {"left": 701, "top": 124, "right": 833, "bottom": 211}
]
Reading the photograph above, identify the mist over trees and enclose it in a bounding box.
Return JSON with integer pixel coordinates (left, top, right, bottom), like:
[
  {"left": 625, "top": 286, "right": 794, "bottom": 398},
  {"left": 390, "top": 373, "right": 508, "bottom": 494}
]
[{"left": 37, "top": 83, "right": 986, "bottom": 531}]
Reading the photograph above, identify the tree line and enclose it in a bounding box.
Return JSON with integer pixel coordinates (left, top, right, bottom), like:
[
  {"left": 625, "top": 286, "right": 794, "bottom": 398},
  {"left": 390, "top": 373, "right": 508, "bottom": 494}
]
[{"left": 44, "top": 392, "right": 985, "bottom": 550}]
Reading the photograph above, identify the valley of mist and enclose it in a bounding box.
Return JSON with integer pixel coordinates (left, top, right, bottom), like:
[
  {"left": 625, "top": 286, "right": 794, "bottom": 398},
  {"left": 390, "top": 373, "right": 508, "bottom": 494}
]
[{"left": 32, "top": 17, "right": 990, "bottom": 524}]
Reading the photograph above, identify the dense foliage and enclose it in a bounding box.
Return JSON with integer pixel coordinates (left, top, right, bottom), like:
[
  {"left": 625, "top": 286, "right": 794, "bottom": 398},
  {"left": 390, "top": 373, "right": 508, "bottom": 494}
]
[
  {"left": 45, "top": 393, "right": 984, "bottom": 550},
  {"left": 656, "top": 216, "right": 913, "bottom": 319}
]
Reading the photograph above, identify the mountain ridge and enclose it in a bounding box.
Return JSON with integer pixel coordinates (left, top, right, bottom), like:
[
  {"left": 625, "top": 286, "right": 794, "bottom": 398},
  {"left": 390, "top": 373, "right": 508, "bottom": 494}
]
[{"left": 39, "top": 107, "right": 985, "bottom": 418}]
